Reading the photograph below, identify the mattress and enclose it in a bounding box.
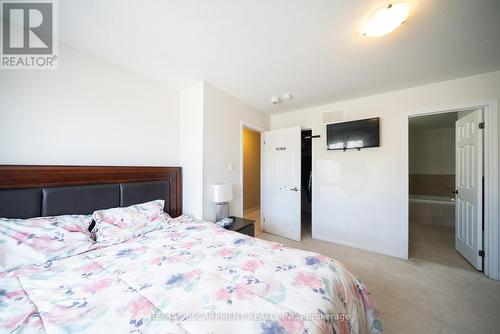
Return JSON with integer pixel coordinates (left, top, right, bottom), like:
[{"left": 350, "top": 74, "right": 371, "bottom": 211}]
[{"left": 0, "top": 216, "right": 381, "bottom": 334}]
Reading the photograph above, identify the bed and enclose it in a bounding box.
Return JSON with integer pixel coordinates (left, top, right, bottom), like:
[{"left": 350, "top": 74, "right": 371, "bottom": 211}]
[{"left": 0, "top": 165, "right": 382, "bottom": 334}]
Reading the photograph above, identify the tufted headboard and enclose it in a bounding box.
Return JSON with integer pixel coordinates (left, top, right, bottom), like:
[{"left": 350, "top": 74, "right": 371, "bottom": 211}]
[{"left": 0, "top": 165, "right": 182, "bottom": 219}]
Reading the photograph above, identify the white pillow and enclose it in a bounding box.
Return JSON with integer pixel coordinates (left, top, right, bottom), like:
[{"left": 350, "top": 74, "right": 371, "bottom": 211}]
[
  {"left": 92, "top": 200, "right": 168, "bottom": 243},
  {"left": 0, "top": 215, "right": 93, "bottom": 272}
]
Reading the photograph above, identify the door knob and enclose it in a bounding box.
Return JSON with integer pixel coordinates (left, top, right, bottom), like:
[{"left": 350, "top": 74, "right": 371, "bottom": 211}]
[
  {"left": 290, "top": 187, "right": 299, "bottom": 191},
  {"left": 452, "top": 190, "right": 458, "bottom": 194}
]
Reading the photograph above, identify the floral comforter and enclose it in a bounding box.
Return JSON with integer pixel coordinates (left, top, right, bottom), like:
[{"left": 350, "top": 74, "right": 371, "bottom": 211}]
[{"left": 0, "top": 216, "right": 382, "bottom": 334}]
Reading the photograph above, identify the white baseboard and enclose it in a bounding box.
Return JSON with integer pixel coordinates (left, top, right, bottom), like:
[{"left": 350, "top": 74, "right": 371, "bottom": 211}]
[{"left": 311, "top": 232, "right": 407, "bottom": 259}]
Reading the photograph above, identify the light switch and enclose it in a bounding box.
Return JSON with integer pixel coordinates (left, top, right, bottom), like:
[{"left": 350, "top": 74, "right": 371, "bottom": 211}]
[{"left": 227, "top": 162, "right": 233, "bottom": 172}]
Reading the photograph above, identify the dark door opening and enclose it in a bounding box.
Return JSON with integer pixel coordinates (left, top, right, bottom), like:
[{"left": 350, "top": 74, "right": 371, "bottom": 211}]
[{"left": 301, "top": 130, "right": 312, "bottom": 235}]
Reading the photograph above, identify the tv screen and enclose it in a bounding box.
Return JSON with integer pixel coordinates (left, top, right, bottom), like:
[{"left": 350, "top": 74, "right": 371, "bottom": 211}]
[{"left": 326, "top": 117, "right": 380, "bottom": 150}]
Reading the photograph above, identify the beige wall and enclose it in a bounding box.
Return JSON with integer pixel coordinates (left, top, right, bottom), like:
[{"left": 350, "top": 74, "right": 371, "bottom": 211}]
[
  {"left": 0, "top": 44, "right": 179, "bottom": 166},
  {"left": 202, "top": 82, "right": 269, "bottom": 222},
  {"left": 179, "top": 82, "right": 204, "bottom": 218},
  {"left": 178, "top": 81, "right": 269, "bottom": 221},
  {"left": 243, "top": 128, "right": 261, "bottom": 211},
  {"left": 409, "top": 127, "right": 455, "bottom": 175}
]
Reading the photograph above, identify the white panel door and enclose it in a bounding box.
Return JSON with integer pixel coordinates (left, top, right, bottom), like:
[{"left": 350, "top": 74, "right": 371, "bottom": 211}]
[
  {"left": 455, "top": 109, "right": 483, "bottom": 270},
  {"left": 262, "top": 127, "right": 301, "bottom": 241}
]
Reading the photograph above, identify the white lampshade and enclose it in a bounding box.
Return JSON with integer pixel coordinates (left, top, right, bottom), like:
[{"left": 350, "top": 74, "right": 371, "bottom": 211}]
[{"left": 213, "top": 183, "right": 233, "bottom": 203}]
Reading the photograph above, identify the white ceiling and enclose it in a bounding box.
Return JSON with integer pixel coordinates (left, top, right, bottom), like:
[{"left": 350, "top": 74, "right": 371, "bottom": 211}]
[{"left": 58, "top": 0, "right": 500, "bottom": 113}]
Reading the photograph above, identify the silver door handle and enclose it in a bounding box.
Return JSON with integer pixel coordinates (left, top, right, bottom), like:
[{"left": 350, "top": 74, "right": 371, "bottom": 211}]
[{"left": 290, "top": 187, "right": 299, "bottom": 191}]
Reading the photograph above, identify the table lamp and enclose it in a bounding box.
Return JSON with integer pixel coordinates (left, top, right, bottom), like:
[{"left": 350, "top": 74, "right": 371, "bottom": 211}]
[{"left": 213, "top": 183, "right": 233, "bottom": 222}]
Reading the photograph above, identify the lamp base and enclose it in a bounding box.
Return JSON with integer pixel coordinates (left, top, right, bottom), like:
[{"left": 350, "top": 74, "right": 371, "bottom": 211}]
[{"left": 215, "top": 202, "right": 230, "bottom": 222}]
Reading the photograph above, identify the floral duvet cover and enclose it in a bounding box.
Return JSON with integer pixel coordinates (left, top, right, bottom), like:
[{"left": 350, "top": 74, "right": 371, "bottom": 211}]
[{"left": 0, "top": 216, "right": 382, "bottom": 334}]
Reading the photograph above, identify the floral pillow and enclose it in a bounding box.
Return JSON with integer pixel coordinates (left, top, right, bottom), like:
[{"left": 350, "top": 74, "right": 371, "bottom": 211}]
[
  {"left": 91, "top": 200, "right": 169, "bottom": 243},
  {"left": 0, "top": 215, "right": 94, "bottom": 272}
]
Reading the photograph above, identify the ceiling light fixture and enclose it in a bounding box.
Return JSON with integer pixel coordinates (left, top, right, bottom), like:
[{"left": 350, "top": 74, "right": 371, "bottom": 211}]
[{"left": 362, "top": 3, "right": 409, "bottom": 37}]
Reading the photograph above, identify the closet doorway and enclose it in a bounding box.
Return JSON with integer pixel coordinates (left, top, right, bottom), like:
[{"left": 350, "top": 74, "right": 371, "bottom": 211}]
[{"left": 301, "top": 130, "right": 312, "bottom": 236}]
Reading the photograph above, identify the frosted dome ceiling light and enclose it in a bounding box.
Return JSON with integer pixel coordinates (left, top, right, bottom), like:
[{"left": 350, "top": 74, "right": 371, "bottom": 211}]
[{"left": 362, "top": 3, "right": 409, "bottom": 37}]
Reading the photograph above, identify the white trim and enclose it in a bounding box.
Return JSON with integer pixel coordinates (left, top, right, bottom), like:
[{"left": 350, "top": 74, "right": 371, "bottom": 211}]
[
  {"left": 403, "top": 100, "right": 499, "bottom": 280},
  {"left": 484, "top": 99, "right": 500, "bottom": 280},
  {"left": 261, "top": 131, "right": 267, "bottom": 232},
  {"left": 311, "top": 232, "right": 405, "bottom": 259},
  {"left": 240, "top": 121, "right": 265, "bottom": 231}
]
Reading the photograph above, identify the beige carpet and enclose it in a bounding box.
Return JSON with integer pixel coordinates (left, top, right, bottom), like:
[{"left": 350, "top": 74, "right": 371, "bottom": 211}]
[{"left": 246, "top": 211, "right": 500, "bottom": 334}]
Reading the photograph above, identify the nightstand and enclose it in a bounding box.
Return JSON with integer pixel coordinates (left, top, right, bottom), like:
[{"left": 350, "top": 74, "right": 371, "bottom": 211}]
[{"left": 225, "top": 216, "right": 255, "bottom": 237}]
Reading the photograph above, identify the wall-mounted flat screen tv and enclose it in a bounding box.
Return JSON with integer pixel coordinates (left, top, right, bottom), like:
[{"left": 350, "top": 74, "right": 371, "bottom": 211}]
[{"left": 326, "top": 117, "right": 380, "bottom": 150}]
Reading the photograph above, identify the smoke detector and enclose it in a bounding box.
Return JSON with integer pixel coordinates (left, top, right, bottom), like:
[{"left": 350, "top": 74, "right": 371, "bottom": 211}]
[
  {"left": 271, "top": 96, "right": 281, "bottom": 104},
  {"left": 271, "top": 93, "right": 293, "bottom": 105}
]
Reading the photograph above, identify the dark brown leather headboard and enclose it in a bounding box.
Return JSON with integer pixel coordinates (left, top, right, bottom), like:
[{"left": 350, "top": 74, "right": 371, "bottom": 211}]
[{"left": 0, "top": 165, "right": 182, "bottom": 219}]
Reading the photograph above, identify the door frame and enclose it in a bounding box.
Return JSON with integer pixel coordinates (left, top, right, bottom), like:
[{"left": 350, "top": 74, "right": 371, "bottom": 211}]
[
  {"left": 240, "top": 121, "right": 266, "bottom": 231},
  {"left": 403, "top": 100, "right": 499, "bottom": 280}
]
